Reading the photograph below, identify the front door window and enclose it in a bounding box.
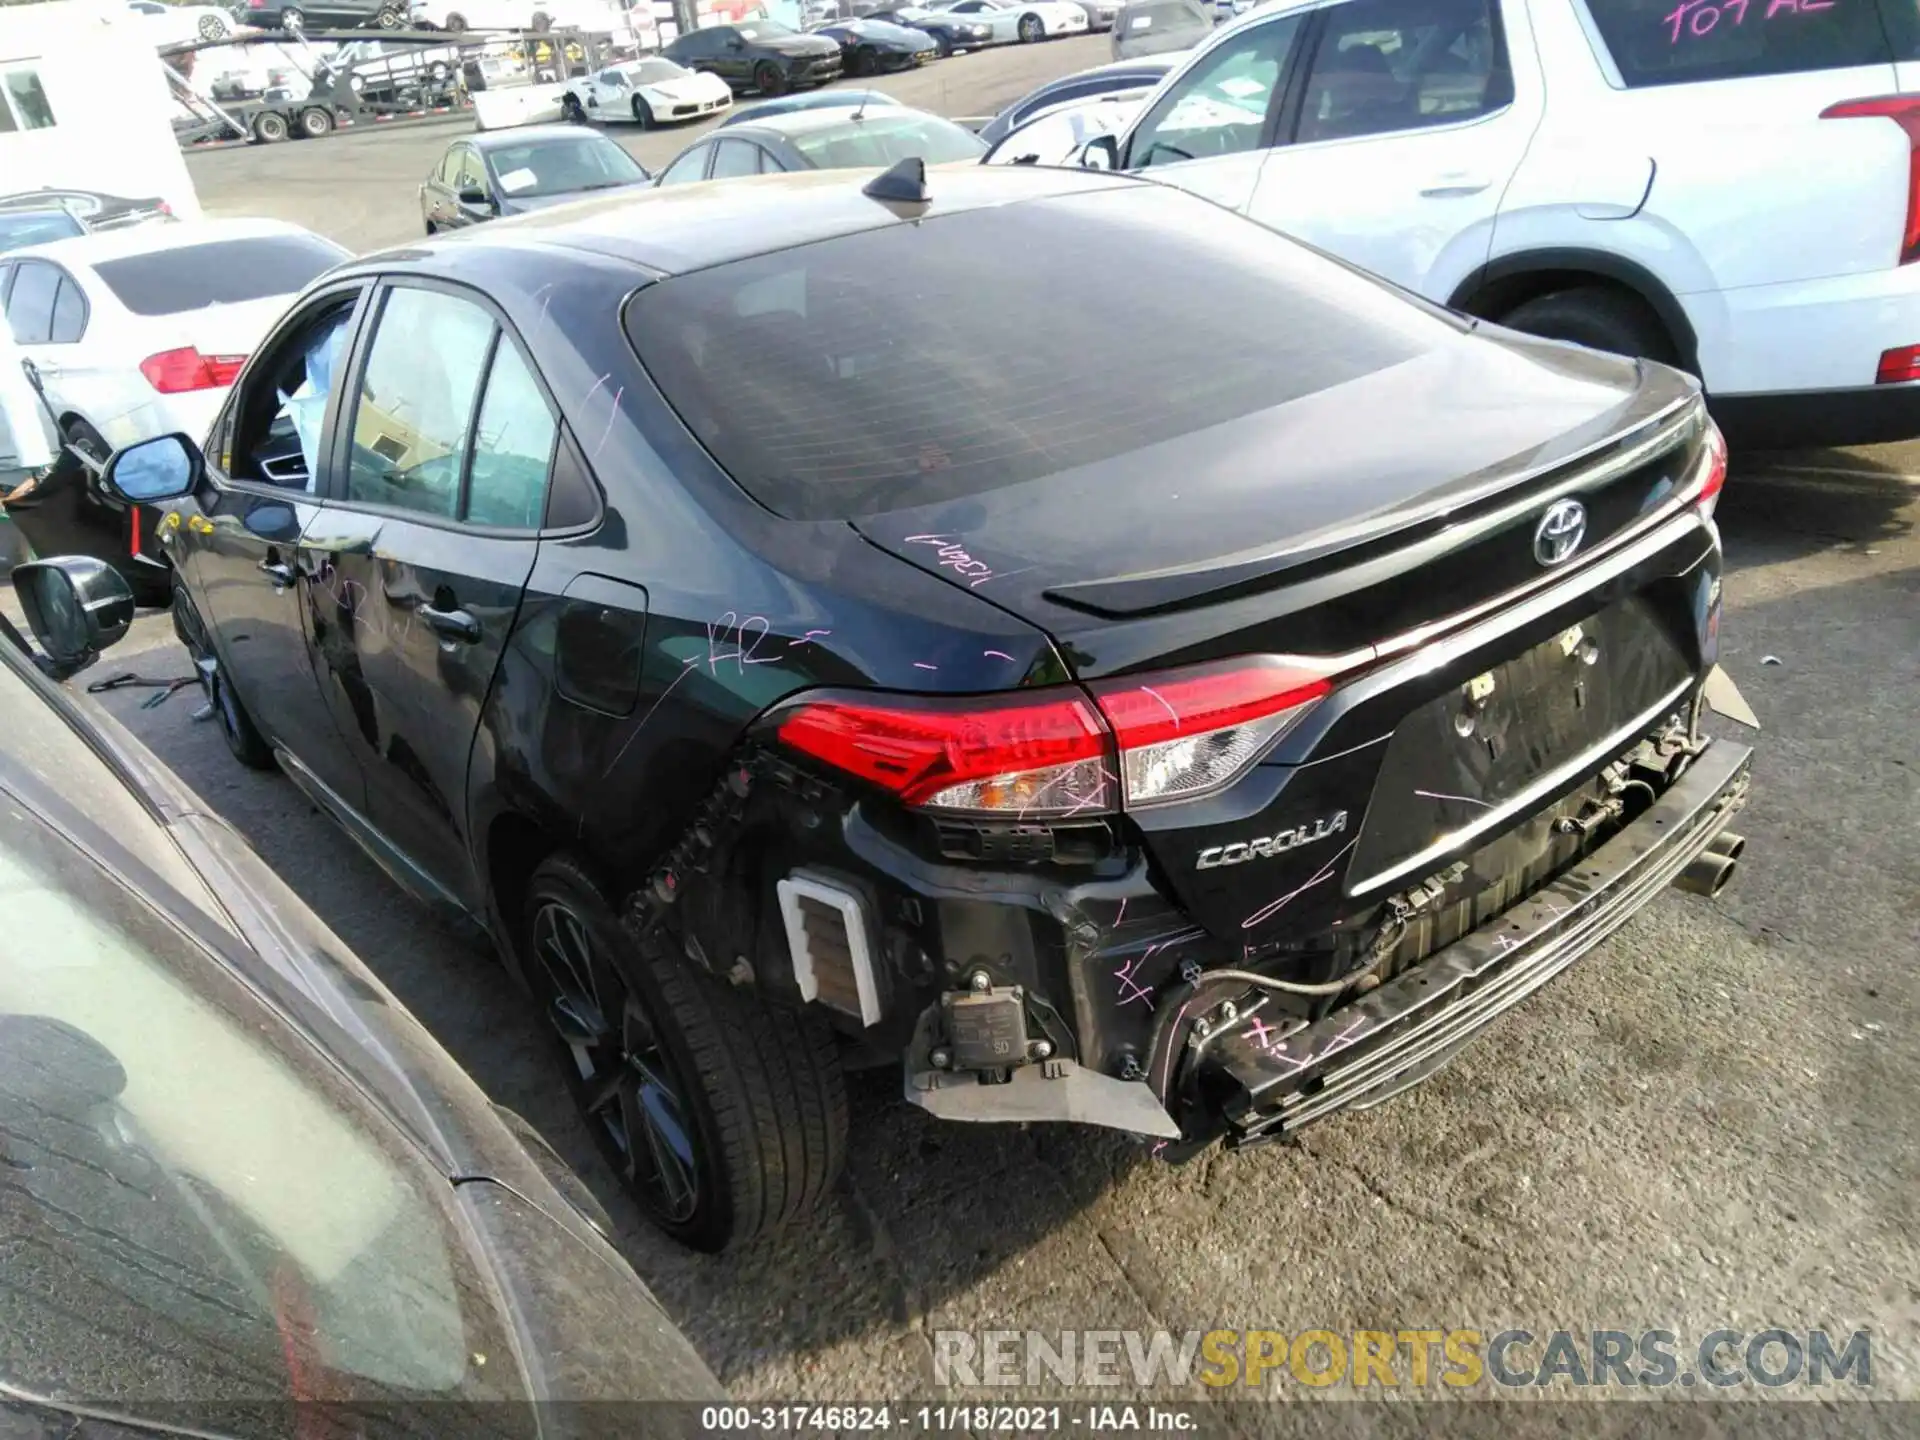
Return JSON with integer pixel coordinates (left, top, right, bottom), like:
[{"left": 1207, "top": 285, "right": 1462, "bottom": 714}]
[{"left": 1124, "top": 13, "right": 1305, "bottom": 170}]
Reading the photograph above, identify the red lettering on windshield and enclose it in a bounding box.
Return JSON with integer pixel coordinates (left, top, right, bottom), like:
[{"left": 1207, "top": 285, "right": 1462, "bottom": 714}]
[{"left": 1667, "top": 0, "right": 1835, "bottom": 43}]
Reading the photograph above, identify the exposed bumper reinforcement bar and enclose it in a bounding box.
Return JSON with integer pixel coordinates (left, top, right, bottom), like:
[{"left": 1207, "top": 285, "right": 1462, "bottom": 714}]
[{"left": 1200, "top": 738, "right": 1753, "bottom": 1141}]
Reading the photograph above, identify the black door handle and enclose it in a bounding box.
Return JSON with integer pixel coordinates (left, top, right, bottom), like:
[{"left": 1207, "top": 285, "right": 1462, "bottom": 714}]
[
  {"left": 420, "top": 603, "right": 480, "bottom": 644},
  {"left": 258, "top": 559, "right": 294, "bottom": 586}
]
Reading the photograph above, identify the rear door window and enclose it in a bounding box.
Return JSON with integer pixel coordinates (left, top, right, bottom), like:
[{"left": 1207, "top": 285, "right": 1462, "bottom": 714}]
[
  {"left": 4, "top": 260, "right": 59, "bottom": 344},
  {"left": 1294, "top": 0, "right": 1511, "bottom": 144},
  {"left": 1580, "top": 0, "right": 1894, "bottom": 84},
  {"left": 345, "top": 287, "right": 493, "bottom": 520},
  {"left": 90, "top": 234, "right": 346, "bottom": 317},
  {"left": 49, "top": 275, "right": 85, "bottom": 343}
]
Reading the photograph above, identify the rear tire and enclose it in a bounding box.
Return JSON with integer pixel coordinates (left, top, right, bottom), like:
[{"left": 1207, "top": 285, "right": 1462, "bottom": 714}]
[
  {"left": 531, "top": 9, "right": 551, "bottom": 31},
  {"left": 298, "top": 105, "right": 333, "bottom": 136},
  {"left": 377, "top": 5, "right": 404, "bottom": 27},
  {"left": 1018, "top": 12, "right": 1043, "bottom": 40},
  {"left": 279, "top": 6, "right": 303, "bottom": 31},
  {"left": 445, "top": 11, "right": 468, "bottom": 30},
  {"left": 753, "top": 60, "right": 786, "bottom": 96},
  {"left": 252, "top": 110, "right": 290, "bottom": 142},
  {"left": 632, "top": 94, "right": 653, "bottom": 127},
  {"left": 1496, "top": 286, "right": 1677, "bottom": 368},
  {"left": 198, "top": 13, "right": 228, "bottom": 39},
  {"left": 519, "top": 854, "right": 847, "bottom": 1252},
  {"left": 212, "top": 666, "right": 277, "bottom": 771}
]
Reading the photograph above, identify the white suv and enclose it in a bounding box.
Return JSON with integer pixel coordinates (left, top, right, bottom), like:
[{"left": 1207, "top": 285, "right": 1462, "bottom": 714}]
[{"left": 1082, "top": 0, "right": 1920, "bottom": 447}]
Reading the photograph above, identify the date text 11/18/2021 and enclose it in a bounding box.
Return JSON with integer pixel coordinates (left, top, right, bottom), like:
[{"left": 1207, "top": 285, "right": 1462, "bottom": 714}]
[{"left": 698, "top": 1405, "right": 1200, "bottom": 1433}]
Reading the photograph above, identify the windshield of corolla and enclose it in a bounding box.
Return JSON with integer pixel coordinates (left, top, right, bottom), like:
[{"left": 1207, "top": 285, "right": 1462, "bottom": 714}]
[
  {"left": 486, "top": 135, "right": 649, "bottom": 197},
  {"left": 624, "top": 186, "right": 1452, "bottom": 521},
  {"left": 90, "top": 234, "right": 348, "bottom": 317},
  {"left": 0, "top": 770, "right": 525, "bottom": 1423},
  {"left": 790, "top": 112, "right": 987, "bottom": 167}
]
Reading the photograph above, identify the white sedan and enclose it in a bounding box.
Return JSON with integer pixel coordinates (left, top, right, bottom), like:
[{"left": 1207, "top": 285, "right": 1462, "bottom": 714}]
[
  {"left": 920, "top": 0, "right": 1088, "bottom": 42},
  {"left": 124, "top": 0, "right": 236, "bottom": 43},
  {"left": 0, "top": 218, "right": 346, "bottom": 600},
  {"left": 564, "top": 57, "right": 733, "bottom": 128}
]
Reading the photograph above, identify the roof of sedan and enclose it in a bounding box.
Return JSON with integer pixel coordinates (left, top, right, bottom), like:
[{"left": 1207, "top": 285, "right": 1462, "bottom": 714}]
[
  {"left": 399, "top": 163, "right": 1139, "bottom": 277},
  {"left": 467, "top": 123, "right": 611, "bottom": 151},
  {"left": 7, "top": 217, "right": 332, "bottom": 266}
]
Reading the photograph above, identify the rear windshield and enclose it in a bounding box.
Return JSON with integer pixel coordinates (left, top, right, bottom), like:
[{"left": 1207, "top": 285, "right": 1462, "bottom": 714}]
[
  {"left": 623, "top": 187, "right": 1446, "bottom": 520},
  {"left": 790, "top": 112, "right": 987, "bottom": 166},
  {"left": 1581, "top": 0, "right": 1895, "bottom": 85},
  {"left": 0, "top": 209, "right": 83, "bottom": 253},
  {"left": 91, "top": 234, "right": 346, "bottom": 316}
]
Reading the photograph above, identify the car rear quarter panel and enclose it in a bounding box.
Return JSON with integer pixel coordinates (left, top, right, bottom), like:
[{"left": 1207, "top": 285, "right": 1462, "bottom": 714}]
[{"left": 452, "top": 246, "right": 1063, "bottom": 921}]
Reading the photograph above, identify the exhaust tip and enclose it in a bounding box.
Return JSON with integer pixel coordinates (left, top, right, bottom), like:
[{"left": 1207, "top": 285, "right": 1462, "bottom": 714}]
[
  {"left": 1708, "top": 830, "right": 1747, "bottom": 863},
  {"left": 1674, "top": 851, "right": 1738, "bottom": 899}
]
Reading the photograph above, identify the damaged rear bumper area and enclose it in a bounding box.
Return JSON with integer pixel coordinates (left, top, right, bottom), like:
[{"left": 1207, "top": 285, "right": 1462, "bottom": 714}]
[{"left": 1190, "top": 737, "right": 1752, "bottom": 1149}]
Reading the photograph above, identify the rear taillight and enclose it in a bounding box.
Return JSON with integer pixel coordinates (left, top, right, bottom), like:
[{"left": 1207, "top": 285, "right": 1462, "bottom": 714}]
[
  {"left": 1688, "top": 419, "right": 1729, "bottom": 519},
  {"left": 140, "top": 347, "right": 247, "bottom": 394},
  {"left": 777, "top": 689, "right": 1113, "bottom": 817},
  {"left": 1820, "top": 95, "right": 1920, "bottom": 263},
  {"left": 777, "top": 656, "right": 1350, "bottom": 817},
  {"left": 1091, "top": 657, "right": 1336, "bottom": 808},
  {"left": 1877, "top": 343, "right": 1920, "bottom": 384}
]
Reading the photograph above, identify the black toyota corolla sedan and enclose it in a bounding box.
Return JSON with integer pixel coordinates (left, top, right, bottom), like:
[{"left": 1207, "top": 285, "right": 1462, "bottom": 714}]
[
  {"left": 97, "top": 163, "right": 1752, "bottom": 1252},
  {"left": 0, "top": 557, "right": 721, "bottom": 1427}
]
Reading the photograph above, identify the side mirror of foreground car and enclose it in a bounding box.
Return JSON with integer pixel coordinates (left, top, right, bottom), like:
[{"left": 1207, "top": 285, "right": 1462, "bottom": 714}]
[
  {"left": 1078, "top": 133, "right": 1119, "bottom": 170},
  {"left": 101, "top": 432, "right": 202, "bottom": 506},
  {"left": 12, "top": 556, "right": 134, "bottom": 681}
]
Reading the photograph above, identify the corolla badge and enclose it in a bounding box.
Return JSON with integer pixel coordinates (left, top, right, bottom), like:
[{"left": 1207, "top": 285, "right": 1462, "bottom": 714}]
[
  {"left": 1533, "top": 498, "right": 1587, "bottom": 567},
  {"left": 1196, "top": 811, "right": 1348, "bottom": 870}
]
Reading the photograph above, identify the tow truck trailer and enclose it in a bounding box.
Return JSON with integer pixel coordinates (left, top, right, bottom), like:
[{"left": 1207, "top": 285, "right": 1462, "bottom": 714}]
[{"left": 164, "top": 27, "right": 628, "bottom": 145}]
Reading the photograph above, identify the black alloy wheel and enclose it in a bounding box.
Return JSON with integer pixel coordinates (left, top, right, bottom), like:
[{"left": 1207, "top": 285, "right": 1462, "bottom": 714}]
[
  {"left": 528, "top": 890, "right": 702, "bottom": 1230},
  {"left": 518, "top": 853, "right": 848, "bottom": 1251},
  {"left": 632, "top": 94, "right": 653, "bottom": 126}
]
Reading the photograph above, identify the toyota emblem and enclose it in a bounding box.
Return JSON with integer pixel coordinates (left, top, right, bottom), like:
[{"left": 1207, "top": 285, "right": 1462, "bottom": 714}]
[{"left": 1533, "top": 498, "right": 1587, "bottom": 567}]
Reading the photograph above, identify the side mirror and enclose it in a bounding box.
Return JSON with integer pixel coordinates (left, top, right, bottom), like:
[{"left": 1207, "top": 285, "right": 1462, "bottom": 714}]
[
  {"left": 458, "top": 185, "right": 494, "bottom": 209},
  {"left": 1078, "top": 134, "right": 1119, "bottom": 170},
  {"left": 101, "top": 433, "right": 200, "bottom": 505},
  {"left": 12, "top": 557, "right": 135, "bottom": 680}
]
